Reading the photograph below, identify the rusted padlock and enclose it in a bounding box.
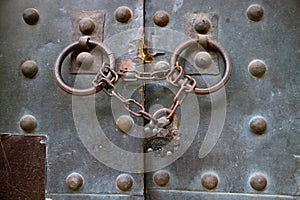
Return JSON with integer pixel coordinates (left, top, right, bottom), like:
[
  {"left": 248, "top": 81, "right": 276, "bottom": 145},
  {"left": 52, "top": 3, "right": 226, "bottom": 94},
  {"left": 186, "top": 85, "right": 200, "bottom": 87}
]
[{"left": 144, "top": 108, "right": 180, "bottom": 157}]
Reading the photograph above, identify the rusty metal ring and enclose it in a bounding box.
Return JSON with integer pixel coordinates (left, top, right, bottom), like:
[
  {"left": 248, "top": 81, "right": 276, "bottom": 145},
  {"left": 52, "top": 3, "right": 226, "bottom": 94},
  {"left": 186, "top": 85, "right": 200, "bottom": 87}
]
[
  {"left": 54, "top": 39, "right": 115, "bottom": 96},
  {"left": 170, "top": 38, "right": 232, "bottom": 94}
]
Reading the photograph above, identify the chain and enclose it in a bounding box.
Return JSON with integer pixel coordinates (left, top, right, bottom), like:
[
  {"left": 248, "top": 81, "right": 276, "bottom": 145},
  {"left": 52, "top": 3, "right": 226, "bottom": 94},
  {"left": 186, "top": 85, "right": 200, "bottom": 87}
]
[
  {"left": 118, "top": 69, "right": 170, "bottom": 82},
  {"left": 93, "top": 62, "right": 196, "bottom": 123}
]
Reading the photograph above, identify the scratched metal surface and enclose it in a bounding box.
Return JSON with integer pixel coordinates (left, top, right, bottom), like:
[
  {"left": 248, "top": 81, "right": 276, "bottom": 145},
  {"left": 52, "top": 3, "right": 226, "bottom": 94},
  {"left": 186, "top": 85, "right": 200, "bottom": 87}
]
[
  {"left": 144, "top": 0, "right": 300, "bottom": 199},
  {"left": 0, "top": 134, "right": 46, "bottom": 200},
  {"left": 0, "top": 0, "right": 145, "bottom": 198}
]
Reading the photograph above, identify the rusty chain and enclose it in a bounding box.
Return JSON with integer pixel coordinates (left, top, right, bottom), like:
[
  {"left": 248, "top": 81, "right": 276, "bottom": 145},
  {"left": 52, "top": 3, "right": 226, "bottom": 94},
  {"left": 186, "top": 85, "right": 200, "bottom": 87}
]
[{"left": 92, "top": 62, "right": 196, "bottom": 124}]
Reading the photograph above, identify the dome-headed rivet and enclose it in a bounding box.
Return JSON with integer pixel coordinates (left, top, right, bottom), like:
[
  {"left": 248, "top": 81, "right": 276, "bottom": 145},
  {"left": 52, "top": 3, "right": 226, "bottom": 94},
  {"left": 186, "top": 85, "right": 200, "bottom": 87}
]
[
  {"left": 66, "top": 172, "right": 84, "bottom": 191},
  {"left": 248, "top": 60, "right": 266, "bottom": 78},
  {"left": 194, "top": 18, "right": 211, "bottom": 34},
  {"left": 116, "top": 115, "right": 134, "bottom": 134},
  {"left": 201, "top": 173, "right": 219, "bottom": 190},
  {"left": 23, "top": 8, "right": 40, "bottom": 25},
  {"left": 247, "top": 4, "right": 264, "bottom": 22},
  {"left": 250, "top": 173, "right": 267, "bottom": 191},
  {"left": 115, "top": 6, "right": 132, "bottom": 23},
  {"left": 116, "top": 174, "right": 134, "bottom": 191},
  {"left": 153, "top": 170, "right": 170, "bottom": 187},
  {"left": 79, "top": 17, "right": 95, "bottom": 35},
  {"left": 20, "top": 115, "right": 37, "bottom": 133},
  {"left": 153, "top": 10, "right": 170, "bottom": 27},
  {"left": 250, "top": 116, "right": 267, "bottom": 135},
  {"left": 21, "top": 60, "right": 38, "bottom": 78}
]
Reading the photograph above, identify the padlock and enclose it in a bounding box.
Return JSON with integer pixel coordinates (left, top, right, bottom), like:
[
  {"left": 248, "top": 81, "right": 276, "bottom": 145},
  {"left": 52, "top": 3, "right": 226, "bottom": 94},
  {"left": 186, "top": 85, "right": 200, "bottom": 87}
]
[{"left": 144, "top": 108, "right": 180, "bottom": 157}]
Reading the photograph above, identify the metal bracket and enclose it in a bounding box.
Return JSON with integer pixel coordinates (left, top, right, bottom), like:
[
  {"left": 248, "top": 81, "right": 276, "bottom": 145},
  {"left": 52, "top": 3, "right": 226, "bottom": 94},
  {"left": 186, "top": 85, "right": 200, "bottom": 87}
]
[
  {"left": 70, "top": 11, "right": 106, "bottom": 74},
  {"left": 183, "top": 13, "right": 220, "bottom": 75}
]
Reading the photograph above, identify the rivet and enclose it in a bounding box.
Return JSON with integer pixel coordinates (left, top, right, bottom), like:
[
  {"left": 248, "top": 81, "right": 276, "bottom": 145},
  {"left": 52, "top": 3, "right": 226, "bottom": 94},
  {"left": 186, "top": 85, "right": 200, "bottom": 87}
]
[
  {"left": 153, "top": 170, "right": 170, "bottom": 187},
  {"left": 194, "top": 52, "right": 212, "bottom": 69},
  {"left": 115, "top": 6, "right": 132, "bottom": 23},
  {"left": 250, "top": 116, "right": 267, "bottom": 135},
  {"left": 116, "top": 115, "right": 134, "bottom": 134},
  {"left": 116, "top": 174, "right": 133, "bottom": 191},
  {"left": 194, "top": 18, "right": 211, "bottom": 34},
  {"left": 250, "top": 173, "right": 267, "bottom": 191},
  {"left": 248, "top": 60, "right": 266, "bottom": 78},
  {"left": 147, "top": 148, "right": 153, "bottom": 153},
  {"left": 76, "top": 52, "right": 94, "bottom": 70},
  {"left": 201, "top": 173, "right": 218, "bottom": 190},
  {"left": 153, "top": 61, "right": 169, "bottom": 71},
  {"left": 23, "top": 8, "right": 40, "bottom": 25},
  {"left": 79, "top": 17, "right": 95, "bottom": 35},
  {"left": 247, "top": 4, "right": 264, "bottom": 22},
  {"left": 153, "top": 10, "right": 170, "bottom": 27},
  {"left": 66, "top": 172, "right": 84, "bottom": 191},
  {"left": 20, "top": 115, "right": 37, "bottom": 133},
  {"left": 21, "top": 60, "right": 38, "bottom": 78}
]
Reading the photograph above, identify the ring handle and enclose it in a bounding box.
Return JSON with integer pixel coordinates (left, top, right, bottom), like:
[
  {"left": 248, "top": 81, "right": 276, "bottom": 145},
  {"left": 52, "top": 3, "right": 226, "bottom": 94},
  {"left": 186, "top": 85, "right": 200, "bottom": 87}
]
[
  {"left": 54, "top": 38, "right": 115, "bottom": 96},
  {"left": 170, "top": 37, "right": 232, "bottom": 94}
]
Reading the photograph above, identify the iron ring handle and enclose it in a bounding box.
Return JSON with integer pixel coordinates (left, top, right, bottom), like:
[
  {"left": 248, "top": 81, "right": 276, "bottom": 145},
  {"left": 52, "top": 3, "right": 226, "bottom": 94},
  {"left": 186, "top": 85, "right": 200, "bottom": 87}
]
[
  {"left": 170, "top": 38, "right": 232, "bottom": 94},
  {"left": 54, "top": 39, "right": 115, "bottom": 96}
]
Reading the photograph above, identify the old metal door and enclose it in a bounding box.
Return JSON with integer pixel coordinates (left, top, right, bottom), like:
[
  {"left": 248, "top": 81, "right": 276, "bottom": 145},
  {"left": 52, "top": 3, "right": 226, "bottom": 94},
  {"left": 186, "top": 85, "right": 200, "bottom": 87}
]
[{"left": 0, "top": 1, "right": 299, "bottom": 200}]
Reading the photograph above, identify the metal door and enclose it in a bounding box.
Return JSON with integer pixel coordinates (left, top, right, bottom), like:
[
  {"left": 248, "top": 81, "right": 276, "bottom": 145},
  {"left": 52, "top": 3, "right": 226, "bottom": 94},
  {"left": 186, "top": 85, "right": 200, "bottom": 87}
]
[{"left": 0, "top": 1, "right": 299, "bottom": 200}]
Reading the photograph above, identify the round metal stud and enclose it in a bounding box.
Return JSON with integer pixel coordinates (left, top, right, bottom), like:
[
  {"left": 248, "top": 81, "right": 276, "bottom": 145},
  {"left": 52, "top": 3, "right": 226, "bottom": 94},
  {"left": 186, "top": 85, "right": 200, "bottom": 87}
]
[
  {"left": 20, "top": 115, "right": 37, "bottom": 133},
  {"left": 153, "top": 61, "right": 169, "bottom": 71},
  {"left": 153, "top": 170, "right": 170, "bottom": 187},
  {"left": 194, "top": 18, "right": 211, "bottom": 34},
  {"left": 116, "top": 174, "right": 133, "bottom": 191},
  {"left": 250, "top": 173, "right": 267, "bottom": 191},
  {"left": 250, "top": 116, "right": 267, "bottom": 135},
  {"left": 116, "top": 115, "right": 134, "bottom": 134},
  {"left": 153, "top": 10, "right": 170, "bottom": 27},
  {"left": 201, "top": 173, "right": 219, "bottom": 190},
  {"left": 79, "top": 17, "right": 95, "bottom": 35},
  {"left": 21, "top": 60, "right": 38, "bottom": 78},
  {"left": 248, "top": 60, "right": 266, "bottom": 78},
  {"left": 194, "top": 52, "right": 212, "bottom": 69},
  {"left": 23, "top": 8, "right": 40, "bottom": 25},
  {"left": 247, "top": 4, "right": 264, "bottom": 22},
  {"left": 76, "top": 52, "right": 94, "bottom": 70},
  {"left": 66, "top": 172, "right": 84, "bottom": 191},
  {"left": 115, "top": 6, "right": 132, "bottom": 23}
]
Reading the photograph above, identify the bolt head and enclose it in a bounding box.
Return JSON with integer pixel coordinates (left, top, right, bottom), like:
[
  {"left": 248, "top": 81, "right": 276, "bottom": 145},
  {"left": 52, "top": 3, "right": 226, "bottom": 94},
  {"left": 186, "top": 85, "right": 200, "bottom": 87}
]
[
  {"left": 20, "top": 115, "right": 37, "bottom": 133},
  {"left": 23, "top": 8, "right": 40, "bottom": 25},
  {"left": 116, "top": 115, "right": 134, "bottom": 134},
  {"left": 247, "top": 4, "right": 264, "bottom": 22},
  {"left": 116, "top": 174, "right": 133, "bottom": 191},
  {"left": 115, "top": 6, "right": 132, "bottom": 23},
  {"left": 153, "top": 170, "right": 170, "bottom": 187},
  {"left": 195, "top": 52, "right": 212, "bottom": 69},
  {"left": 250, "top": 173, "right": 267, "bottom": 191},
  {"left": 153, "top": 61, "right": 169, "bottom": 71},
  {"left": 21, "top": 60, "right": 38, "bottom": 78},
  {"left": 201, "top": 173, "right": 218, "bottom": 190},
  {"left": 250, "top": 116, "right": 267, "bottom": 134},
  {"left": 194, "top": 18, "right": 211, "bottom": 34},
  {"left": 79, "top": 17, "right": 95, "bottom": 35},
  {"left": 248, "top": 60, "right": 266, "bottom": 78},
  {"left": 66, "top": 172, "right": 84, "bottom": 191},
  {"left": 153, "top": 10, "right": 170, "bottom": 27},
  {"left": 76, "top": 52, "right": 94, "bottom": 70}
]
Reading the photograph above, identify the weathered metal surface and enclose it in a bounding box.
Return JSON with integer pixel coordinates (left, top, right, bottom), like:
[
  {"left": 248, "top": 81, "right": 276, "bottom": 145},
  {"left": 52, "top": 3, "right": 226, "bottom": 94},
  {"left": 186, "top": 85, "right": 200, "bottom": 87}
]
[
  {"left": 0, "top": 134, "right": 46, "bottom": 200},
  {"left": 47, "top": 194, "right": 144, "bottom": 200},
  {"left": 146, "top": 190, "right": 299, "bottom": 200},
  {"left": 0, "top": 0, "right": 145, "bottom": 199},
  {"left": 144, "top": 0, "right": 300, "bottom": 198}
]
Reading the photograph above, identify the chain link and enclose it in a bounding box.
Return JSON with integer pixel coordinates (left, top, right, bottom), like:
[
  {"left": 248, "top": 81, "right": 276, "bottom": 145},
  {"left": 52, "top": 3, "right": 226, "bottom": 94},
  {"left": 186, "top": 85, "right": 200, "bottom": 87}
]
[
  {"left": 94, "top": 62, "right": 196, "bottom": 123},
  {"left": 118, "top": 69, "right": 170, "bottom": 82}
]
